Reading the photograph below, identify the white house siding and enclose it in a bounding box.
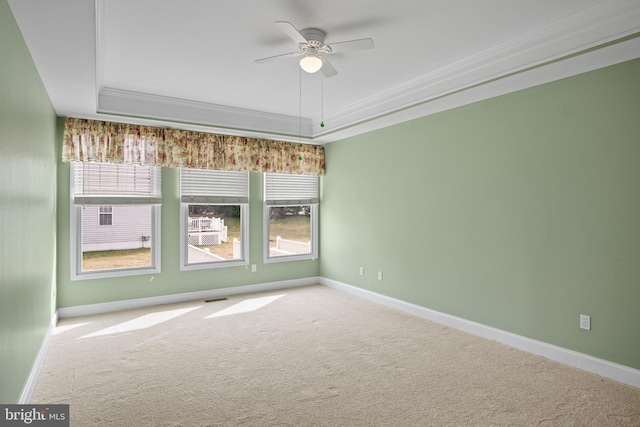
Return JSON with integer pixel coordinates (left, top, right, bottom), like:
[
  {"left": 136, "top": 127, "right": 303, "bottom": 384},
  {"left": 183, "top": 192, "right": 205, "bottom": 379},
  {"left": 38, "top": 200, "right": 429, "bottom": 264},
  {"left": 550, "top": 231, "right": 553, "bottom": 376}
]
[{"left": 82, "top": 205, "right": 151, "bottom": 251}]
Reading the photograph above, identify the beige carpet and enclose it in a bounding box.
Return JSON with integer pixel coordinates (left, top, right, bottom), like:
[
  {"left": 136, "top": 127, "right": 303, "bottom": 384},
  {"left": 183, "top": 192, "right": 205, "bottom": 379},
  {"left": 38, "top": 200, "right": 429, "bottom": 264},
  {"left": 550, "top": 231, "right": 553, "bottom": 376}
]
[{"left": 32, "top": 285, "right": 640, "bottom": 426}]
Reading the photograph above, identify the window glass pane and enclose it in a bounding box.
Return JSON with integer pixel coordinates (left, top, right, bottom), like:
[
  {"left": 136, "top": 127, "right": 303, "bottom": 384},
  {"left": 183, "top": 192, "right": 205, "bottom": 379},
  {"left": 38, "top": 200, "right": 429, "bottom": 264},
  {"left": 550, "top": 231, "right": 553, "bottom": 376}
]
[
  {"left": 268, "top": 205, "right": 311, "bottom": 257},
  {"left": 81, "top": 205, "right": 152, "bottom": 271},
  {"left": 99, "top": 206, "right": 113, "bottom": 226},
  {"left": 186, "top": 204, "right": 242, "bottom": 264}
]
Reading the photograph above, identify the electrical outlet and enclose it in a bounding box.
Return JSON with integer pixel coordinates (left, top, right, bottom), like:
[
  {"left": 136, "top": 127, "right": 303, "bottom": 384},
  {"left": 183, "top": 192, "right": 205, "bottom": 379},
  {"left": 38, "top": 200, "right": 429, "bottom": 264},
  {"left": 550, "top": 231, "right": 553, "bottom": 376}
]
[
  {"left": 359, "top": 267, "right": 364, "bottom": 276},
  {"left": 251, "top": 264, "right": 257, "bottom": 273},
  {"left": 378, "top": 271, "right": 383, "bottom": 281},
  {"left": 580, "top": 314, "right": 591, "bottom": 331}
]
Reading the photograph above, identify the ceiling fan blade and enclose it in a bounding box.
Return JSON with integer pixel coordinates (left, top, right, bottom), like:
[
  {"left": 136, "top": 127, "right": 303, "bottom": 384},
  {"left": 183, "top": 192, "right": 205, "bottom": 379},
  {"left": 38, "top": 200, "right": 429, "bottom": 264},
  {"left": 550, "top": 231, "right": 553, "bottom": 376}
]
[
  {"left": 327, "top": 38, "right": 374, "bottom": 53},
  {"left": 255, "top": 51, "right": 302, "bottom": 63},
  {"left": 320, "top": 57, "right": 338, "bottom": 78},
  {"left": 275, "top": 21, "right": 308, "bottom": 45}
]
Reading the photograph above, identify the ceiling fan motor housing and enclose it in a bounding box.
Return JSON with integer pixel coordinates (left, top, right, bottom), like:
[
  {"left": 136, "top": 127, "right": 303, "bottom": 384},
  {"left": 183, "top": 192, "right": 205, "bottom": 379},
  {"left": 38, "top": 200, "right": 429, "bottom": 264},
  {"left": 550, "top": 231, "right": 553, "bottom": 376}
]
[{"left": 300, "top": 28, "right": 332, "bottom": 53}]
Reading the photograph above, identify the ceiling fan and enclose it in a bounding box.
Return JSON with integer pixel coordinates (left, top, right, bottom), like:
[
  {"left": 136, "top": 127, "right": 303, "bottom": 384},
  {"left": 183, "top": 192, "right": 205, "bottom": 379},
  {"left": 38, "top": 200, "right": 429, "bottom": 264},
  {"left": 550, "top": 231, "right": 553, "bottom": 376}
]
[{"left": 255, "top": 21, "right": 374, "bottom": 77}]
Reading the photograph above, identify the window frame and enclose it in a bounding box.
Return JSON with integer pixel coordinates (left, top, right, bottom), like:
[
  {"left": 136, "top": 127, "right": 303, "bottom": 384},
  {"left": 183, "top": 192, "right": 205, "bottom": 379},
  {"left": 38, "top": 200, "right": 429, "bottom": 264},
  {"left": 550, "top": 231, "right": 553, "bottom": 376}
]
[
  {"left": 263, "top": 173, "right": 319, "bottom": 264},
  {"left": 179, "top": 168, "right": 250, "bottom": 271},
  {"left": 69, "top": 162, "right": 162, "bottom": 281}
]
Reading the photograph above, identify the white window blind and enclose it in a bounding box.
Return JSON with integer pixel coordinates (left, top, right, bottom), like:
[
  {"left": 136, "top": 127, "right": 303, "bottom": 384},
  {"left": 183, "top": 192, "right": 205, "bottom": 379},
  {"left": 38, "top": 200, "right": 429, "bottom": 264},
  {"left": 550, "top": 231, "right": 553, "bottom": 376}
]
[
  {"left": 264, "top": 173, "right": 318, "bottom": 206},
  {"left": 180, "top": 168, "right": 249, "bottom": 204},
  {"left": 72, "top": 162, "right": 162, "bottom": 205}
]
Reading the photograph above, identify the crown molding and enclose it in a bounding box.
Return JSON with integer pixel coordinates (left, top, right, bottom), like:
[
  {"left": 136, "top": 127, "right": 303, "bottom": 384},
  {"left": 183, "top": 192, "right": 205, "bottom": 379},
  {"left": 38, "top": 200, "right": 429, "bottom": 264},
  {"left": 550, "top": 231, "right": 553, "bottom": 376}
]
[
  {"left": 94, "top": 1, "right": 640, "bottom": 144},
  {"left": 94, "top": 0, "right": 313, "bottom": 142},
  {"left": 314, "top": 1, "right": 640, "bottom": 139},
  {"left": 313, "top": 34, "right": 640, "bottom": 143},
  {"left": 98, "top": 87, "right": 314, "bottom": 140}
]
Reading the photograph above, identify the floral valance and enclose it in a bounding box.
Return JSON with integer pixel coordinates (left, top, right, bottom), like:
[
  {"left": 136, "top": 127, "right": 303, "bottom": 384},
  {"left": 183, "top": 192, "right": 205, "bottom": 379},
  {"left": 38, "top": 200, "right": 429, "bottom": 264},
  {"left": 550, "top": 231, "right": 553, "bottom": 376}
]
[{"left": 62, "top": 118, "right": 325, "bottom": 175}]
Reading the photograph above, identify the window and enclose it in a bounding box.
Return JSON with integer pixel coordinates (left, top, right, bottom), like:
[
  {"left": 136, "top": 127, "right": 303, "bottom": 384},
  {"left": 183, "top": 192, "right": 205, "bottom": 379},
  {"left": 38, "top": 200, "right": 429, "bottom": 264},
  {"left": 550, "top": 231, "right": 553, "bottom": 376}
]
[
  {"left": 264, "top": 173, "right": 318, "bottom": 262},
  {"left": 70, "top": 162, "right": 162, "bottom": 280},
  {"left": 180, "top": 168, "right": 249, "bottom": 270},
  {"left": 98, "top": 206, "right": 113, "bottom": 226}
]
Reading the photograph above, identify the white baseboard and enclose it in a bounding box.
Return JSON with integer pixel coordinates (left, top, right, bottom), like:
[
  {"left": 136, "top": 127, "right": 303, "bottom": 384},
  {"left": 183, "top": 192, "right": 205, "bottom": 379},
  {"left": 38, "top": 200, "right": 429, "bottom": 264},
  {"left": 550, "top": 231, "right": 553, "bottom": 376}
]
[
  {"left": 20, "top": 311, "right": 58, "bottom": 403},
  {"left": 57, "top": 277, "right": 319, "bottom": 318},
  {"left": 319, "top": 277, "right": 640, "bottom": 389}
]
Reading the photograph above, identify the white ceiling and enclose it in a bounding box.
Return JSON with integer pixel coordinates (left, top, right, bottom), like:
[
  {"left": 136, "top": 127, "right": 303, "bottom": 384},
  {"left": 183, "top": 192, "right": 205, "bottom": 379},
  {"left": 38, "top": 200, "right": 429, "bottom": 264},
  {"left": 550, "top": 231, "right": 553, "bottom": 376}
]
[{"left": 8, "top": 0, "right": 640, "bottom": 144}]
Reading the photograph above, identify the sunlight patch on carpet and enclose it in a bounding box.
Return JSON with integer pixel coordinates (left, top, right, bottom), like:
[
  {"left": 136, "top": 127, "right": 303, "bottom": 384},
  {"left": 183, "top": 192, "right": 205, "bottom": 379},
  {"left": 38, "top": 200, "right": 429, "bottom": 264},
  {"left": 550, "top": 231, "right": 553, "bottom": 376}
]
[
  {"left": 53, "top": 322, "right": 92, "bottom": 335},
  {"left": 205, "top": 294, "right": 285, "bottom": 318},
  {"left": 79, "top": 306, "right": 200, "bottom": 339}
]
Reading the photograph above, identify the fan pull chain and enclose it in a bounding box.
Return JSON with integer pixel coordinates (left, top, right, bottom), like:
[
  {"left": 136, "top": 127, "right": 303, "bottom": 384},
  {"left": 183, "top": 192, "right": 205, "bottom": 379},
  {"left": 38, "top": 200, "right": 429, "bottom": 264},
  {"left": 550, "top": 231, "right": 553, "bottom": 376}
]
[
  {"left": 299, "top": 66, "right": 302, "bottom": 142},
  {"left": 298, "top": 67, "right": 303, "bottom": 161},
  {"left": 320, "top": 76, "right": 325, "bottom": 128}
]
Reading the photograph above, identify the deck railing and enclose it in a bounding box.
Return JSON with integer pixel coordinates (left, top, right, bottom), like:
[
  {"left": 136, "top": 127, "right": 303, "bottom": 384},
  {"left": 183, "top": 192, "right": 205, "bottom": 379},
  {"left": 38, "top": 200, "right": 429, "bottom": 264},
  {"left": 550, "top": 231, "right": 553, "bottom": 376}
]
[
  {"left": 269, "top": 236, "right": 310, "bottom": 256},
  {"left": 188, "top": 216, "right": 224, "bottom": 232}
]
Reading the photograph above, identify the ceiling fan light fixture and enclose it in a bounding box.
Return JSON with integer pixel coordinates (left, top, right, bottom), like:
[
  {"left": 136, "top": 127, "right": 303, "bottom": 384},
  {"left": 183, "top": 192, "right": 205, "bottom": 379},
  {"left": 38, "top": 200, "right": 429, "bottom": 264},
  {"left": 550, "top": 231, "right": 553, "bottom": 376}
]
[{"left": 299, "top": 54, "right": 323, "bottom": 73}]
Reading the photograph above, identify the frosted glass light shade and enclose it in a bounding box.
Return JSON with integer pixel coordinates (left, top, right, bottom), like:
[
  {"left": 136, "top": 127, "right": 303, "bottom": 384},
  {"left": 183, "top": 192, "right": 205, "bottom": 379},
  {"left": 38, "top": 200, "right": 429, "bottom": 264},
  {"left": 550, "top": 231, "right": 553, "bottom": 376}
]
[{"left": 299, "top": 55, "right": 323, "bottom": 73}]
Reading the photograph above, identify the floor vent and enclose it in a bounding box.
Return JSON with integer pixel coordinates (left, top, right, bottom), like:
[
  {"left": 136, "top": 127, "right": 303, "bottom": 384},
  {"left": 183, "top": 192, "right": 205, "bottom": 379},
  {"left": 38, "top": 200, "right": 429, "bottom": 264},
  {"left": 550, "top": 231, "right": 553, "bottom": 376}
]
[{"left": 204, "top": 297, "right": 228, "bottom": 303}]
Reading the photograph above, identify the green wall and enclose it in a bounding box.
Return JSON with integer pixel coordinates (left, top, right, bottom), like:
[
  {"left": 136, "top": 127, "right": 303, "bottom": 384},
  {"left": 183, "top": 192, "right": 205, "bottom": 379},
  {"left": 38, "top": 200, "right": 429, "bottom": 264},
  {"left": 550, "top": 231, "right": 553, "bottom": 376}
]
[
  {"left": 2, "top": 0, "right": 638, "bottom": 399},
  {"left": 320, "top": 58, "right": 640, "bottom": 370},
  {"left": 0, "top": 1, "right": 58, "bottom": 403},
  {"left": 55, "top": 142, "right": 319, "bottom": 307}
]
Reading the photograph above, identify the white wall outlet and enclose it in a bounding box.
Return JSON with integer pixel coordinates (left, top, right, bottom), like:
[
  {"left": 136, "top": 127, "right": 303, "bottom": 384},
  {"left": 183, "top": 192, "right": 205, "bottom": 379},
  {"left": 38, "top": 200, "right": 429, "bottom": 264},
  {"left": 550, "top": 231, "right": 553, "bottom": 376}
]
[
  {"left": 251, "top": 264, "right": 257, "bottom": 273},
  {"left": 359, "top": 267, "right": 364, "bottom": 276},
  {"left": 580, "top": 314, "right": 591, "bottom": 331},
  {"left": 378, "top": 271, "right": 383, "bottom": 281}
]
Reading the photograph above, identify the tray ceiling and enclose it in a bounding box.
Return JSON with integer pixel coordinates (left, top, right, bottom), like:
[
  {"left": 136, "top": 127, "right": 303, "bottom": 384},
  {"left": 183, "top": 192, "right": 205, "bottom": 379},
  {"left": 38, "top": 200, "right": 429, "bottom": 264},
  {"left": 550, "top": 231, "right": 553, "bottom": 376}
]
[{"left": 8, "top": 0, "right": 640, "bottom": 143}]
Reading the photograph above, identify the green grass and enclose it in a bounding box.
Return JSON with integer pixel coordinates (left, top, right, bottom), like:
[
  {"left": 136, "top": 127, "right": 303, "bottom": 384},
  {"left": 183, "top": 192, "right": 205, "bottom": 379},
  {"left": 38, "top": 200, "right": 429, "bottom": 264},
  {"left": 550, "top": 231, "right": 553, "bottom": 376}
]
[
  {"left": 82, "top": 248, "right": 151, "bottom": 271},
  {"left": 269, "top": 215, "right": 311, "bottom": 244}
]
